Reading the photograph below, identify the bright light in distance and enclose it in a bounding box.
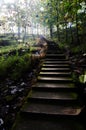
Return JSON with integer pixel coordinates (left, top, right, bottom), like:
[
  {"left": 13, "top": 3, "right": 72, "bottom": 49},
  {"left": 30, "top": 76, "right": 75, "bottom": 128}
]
[{"left": 40, "top": 7, "right": 44, "bottom": 12}]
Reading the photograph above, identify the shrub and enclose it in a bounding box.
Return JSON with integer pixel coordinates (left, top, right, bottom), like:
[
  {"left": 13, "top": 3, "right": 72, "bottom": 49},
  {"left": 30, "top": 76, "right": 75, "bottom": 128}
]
[{"left": 0, "top": 53, "right": 31, "bottom": 81}]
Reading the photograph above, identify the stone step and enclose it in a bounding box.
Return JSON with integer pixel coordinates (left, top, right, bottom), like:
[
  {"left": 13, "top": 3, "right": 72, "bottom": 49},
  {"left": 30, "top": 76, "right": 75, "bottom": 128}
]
[
  {"left": 47, "top": 46, "right": 59, "bottom": 49},
  {"left": 29, "top": 90, "right": 78, "bottom": 101},
  {"left": 41, "top": 67, "right": 70, "bottom": 72},
  {"left": 48, "top": 44, "right": 58, "bottom": 46},
  {"left": 47, "top": 51, "right": 63, "bottom": 54},
  {"left": 44, "top": 60, "right": 69, "bottom": 64},
  {"left": 38, "top": 76, "right": 73, "bottom": 83},
  {"left": 46, "top": 54, "right": 66, "bottom": 59},
  {"left": 47, "top": 48, "right": 58, "bottom": 50},
  {"left": 42, "top": 64, "right": 70, "bottom": 68},
  {"left": 12, "top": 114, "right": 85, "bottom": 130},
  {"left": 44, "top": 58, "right": 68, "bottom": 61},
  {"left": 21, "top": 101, "right": 83, "bottom": 116},
  {"left": 47, "top": 49, "right": 62, "bottom": 52},
  {"left": 32, "top": 82, "right": 77, "bottom": 92},
  {"left": 32, "top": 82, "right": 75, "bottom": 89},
  {"left": 39, "top": 72, "right": 71, "bottom": 77}
]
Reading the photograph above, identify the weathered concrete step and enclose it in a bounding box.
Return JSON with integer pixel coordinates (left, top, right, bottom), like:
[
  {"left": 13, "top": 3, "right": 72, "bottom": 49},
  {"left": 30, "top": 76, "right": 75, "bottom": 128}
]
[
  {"left": 46, "top": 54, "right": 64, "bottom": 56},
  {"left": 47, "top": 49, "right": 62, "bottom": 52},
  {"left": 47, "top": 46, "right": 59, "bottom": 49},
  {"left": 38, "top": 76, "right": 72, "bottom": 83},
  {"left": 44, "top": 60, "right": 69, "bottom": 64},
  {"left": 32, "top": 82, "right": 75, "bottom": 91},
  {"left": 47, "top": 51, "right": 63, "bottom": 54},
  {"left": 21, "top": 101, "right": 83, "bottom": 116},
  {"left": 42, "top": 64, "right": 70, "bottom": 68},
  {"left": 47, "top": 47, "right": 60, "bottom": 50},
  {"left": 12, "top": 114, "right": 85, "bottom": 130},
  {"left": 44, "top": 58, "right": 68, "bottom": 61},
  {"left": 46, "top": 54, "right": 65, "bottom": 59},
  {"left": 27, "top": 98, "right": 79, "bottom": 106},
  {"left": 29, "top": 90, "right": 78, "bottom": 101},
  {"left": 48, "top": 44, "right": 58, "bottom": 46},
  {"left": 41, "top": 67, "right": 70, "bottom": 72},
  {"left": 39, "top": 72, "right": 71, "bottom": 77},
  {"left": 32, "top": 83, "right": 77, "bottom": 93}
]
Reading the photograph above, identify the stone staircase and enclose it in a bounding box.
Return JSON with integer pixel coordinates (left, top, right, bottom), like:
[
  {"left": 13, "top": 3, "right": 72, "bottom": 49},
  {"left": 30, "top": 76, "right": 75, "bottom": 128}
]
[{"left": 12, "top": 42, "right": 85, "bottom": 130}]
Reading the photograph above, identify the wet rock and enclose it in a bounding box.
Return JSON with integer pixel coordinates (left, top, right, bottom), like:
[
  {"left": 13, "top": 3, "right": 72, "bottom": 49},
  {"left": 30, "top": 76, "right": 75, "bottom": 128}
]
[
  {"left": 0, "top": 118, "right": 4, "bottom": 126},
  {"left": 20, "top": 82, "right": 27, "bottom": 87},
  {"left": 0, "top": 118, "right": 5, "bottom": 130},
  {"left": 11, "top": 88, "right": 17, "bottom": 95}
]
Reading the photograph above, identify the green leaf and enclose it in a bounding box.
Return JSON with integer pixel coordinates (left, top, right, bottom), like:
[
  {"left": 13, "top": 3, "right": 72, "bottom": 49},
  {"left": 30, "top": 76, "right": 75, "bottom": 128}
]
[{"left": 79, "top": 72, "right": 86, "bottom": 83}]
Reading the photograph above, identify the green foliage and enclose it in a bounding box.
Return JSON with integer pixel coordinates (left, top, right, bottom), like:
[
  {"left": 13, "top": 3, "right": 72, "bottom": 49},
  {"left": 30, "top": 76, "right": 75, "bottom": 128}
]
[
  {"left": 0, "top": 56, "right": 7, "bottom": 78},
  {"left": 0, "top": 53, "right": 31, "bottom": 81},
  {"left": 10, "top": 53, "right": 31, "bottom": 80},
  {"left": 79, "top": 71, "right": 86, "bottom": 83},
  {"left": 0, "top": 39, "right": 37, "bottom": 80},
  {"left": 71, "top": 43, "right": 86, "bottom": 53},
  {"left": 39, "top": 0, "right": 86, "bottom": 46}
]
